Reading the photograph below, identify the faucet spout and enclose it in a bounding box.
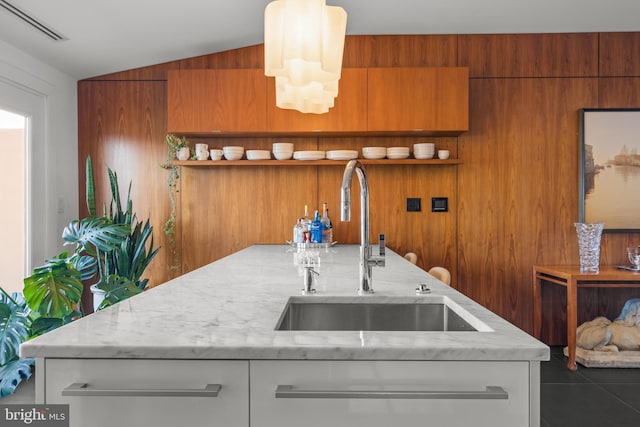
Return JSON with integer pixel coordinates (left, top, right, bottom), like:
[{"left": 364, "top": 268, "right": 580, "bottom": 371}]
[{"left": 340, "top": 160, "right": 384, "bottom": 294}]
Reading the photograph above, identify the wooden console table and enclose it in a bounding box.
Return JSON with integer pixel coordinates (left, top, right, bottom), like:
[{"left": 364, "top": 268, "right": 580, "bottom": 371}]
[{"left": 533, "top": 265, "right": 640, "bottom": 370}]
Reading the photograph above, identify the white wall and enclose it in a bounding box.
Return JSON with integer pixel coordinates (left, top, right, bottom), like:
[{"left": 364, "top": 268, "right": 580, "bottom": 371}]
[{"left": 0, "top": 39, "right": 78, "bottom": 275}]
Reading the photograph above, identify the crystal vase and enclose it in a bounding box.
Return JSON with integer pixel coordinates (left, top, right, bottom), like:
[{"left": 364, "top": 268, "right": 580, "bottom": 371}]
[{"left": 574, "top": 223, "right": 604, "bottom": 273}]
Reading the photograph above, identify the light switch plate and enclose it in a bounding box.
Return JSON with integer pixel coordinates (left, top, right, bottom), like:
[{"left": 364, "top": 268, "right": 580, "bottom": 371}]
[
  {"left": 406, "top": 198, "right": 421, "bottom": 212},
  {"left": 431, "top": 197, "right": 448, "bottom": 212}
]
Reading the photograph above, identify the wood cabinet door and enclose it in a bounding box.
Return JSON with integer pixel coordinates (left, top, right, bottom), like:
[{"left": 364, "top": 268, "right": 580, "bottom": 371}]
[
  {"left": 266, "top": 68, "right": 368, "bottom": 133},
  {"left": 167, "top": 69, "right": 267, "bottom": 133},
  {"left": 367, "top": 67, "right": 469, "bottom": 134}
]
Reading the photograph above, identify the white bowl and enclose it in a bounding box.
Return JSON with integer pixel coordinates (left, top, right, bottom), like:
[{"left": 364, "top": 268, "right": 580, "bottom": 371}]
[
  {"left": 246, "top": 150, "right": 271, "bottom": 160},
  {"left": 386, "top": 147, "right": 410, "bottom": 159},
  {"left": 223, "top": 146, "right": 243, "bottom": 152},
  {"left": 414, "top": 143, "right": 435, "bottom": 151},
  {"left": 273, "top": 151, "right": 293, "bottom": 160},
  {"left": 293, "top": 151, "right": 325, "bottom": 161},
  {"left": 209, "top": 149, "right": 223, "bottom": 161},
  {"left": 362, "top": 147, "right": 386, "bottom": 159},
  {"left": 326, "top": 150, "right": 358, "bottom": 160},
  {"left": 223, "top": 146, "right": 244, "bottom": 160},
  {"left": 363, "top": 146, "right": 386, "bottom": 153},
  {"left": 414, "top": 152, "right": 435, "bottom": 159},
  {"left": 273, "top": 142, "right": 294, "bottom": 152},
  {"left": 387, "top": 146, "right": 410, "bottom": 152}
]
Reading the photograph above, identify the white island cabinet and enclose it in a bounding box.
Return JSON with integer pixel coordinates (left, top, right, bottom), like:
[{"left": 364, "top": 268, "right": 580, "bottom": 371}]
[
  {"left": 250, "top": 360, "right": 532, "bottom": 427},
  {"left": 44, "top": 359, "right": 248, "bottom": 427},
  {"left": 21, "top": 245, "right": 548, "bottom": 427}
]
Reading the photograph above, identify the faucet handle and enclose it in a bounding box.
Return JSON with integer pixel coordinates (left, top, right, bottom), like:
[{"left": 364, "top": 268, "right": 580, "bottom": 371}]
[
  {"left": 379, "top": 234, "right": 385, "bottom": 257},
  {"left": 367, "top": 234, "right": 386, "bottom": 268},
  {"left": 302, "top": 266, "right": 319, "bottom": 295}
]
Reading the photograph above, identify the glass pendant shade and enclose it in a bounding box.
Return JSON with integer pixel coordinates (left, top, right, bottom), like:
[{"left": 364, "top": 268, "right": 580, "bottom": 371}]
[{"left": 265, "top": 0, "right": 347, "bottom": 114}]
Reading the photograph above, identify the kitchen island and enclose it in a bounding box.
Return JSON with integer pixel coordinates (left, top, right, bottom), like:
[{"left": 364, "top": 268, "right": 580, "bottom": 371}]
[{"left": 21, "top": 245, "right": 548, "bottom": 427}]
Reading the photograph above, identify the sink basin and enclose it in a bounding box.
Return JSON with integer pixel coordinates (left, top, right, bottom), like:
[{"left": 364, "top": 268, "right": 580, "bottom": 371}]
[{"left": 275, "top": 296, "right": 487, "bottom": 331}]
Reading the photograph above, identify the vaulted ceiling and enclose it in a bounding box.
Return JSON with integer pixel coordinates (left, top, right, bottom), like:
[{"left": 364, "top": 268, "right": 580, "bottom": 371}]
[{"left": 1, "top": 0, "right": 639, "bottom": 79}]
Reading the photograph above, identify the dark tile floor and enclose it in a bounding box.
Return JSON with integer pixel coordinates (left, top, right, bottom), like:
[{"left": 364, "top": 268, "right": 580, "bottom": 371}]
[{"left": 542, "top": 346, "right": 640, "bottom": 427}]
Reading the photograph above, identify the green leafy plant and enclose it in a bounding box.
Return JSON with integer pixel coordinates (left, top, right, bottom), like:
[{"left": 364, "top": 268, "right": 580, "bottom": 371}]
[
  {"left": 160, "top": 134, "right": 188, "bottom": 271},
  {"left": 0, "top": 291, "right": 34, "bottom": 397},
  {"left": 95, "top": 167, "right": 159, "bottom": 308},
  {"left": 0, "top": 156, "right": 160, "bottom": 396}
]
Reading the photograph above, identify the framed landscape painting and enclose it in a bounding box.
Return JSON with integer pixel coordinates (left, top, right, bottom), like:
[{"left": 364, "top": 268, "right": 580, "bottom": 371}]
[{"left": 579, "top": 108, "right": 640, "bottom": 232}]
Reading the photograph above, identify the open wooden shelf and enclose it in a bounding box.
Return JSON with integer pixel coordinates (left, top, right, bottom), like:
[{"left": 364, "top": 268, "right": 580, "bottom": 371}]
[{"left": 174, "top": 158, "right": 462, "bottom": 167}]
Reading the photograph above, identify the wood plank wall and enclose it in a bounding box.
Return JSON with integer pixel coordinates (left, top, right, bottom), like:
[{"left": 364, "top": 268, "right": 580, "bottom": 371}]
[{"left": 78, "top": 33, "right": 640, "bottom": 343}]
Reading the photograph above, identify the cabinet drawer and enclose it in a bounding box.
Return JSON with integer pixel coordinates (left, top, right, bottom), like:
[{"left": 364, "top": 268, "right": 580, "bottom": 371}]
[
  {"left": 45, "top": 359, "right": 248, "bottom": 427},
  {"left": 251, "top": 360, "right": 529, "bottom": 427}
]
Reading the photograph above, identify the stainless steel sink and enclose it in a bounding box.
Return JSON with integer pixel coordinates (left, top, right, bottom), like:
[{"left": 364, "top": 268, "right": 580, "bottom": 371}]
[{"left": 275, "top": 297, "right": 482, "bottom": 331}]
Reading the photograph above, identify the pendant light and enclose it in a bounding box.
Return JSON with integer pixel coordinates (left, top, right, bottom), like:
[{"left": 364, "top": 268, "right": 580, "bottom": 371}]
[{"left": 264, "top": 0, "right": 347, "bottom": 114}]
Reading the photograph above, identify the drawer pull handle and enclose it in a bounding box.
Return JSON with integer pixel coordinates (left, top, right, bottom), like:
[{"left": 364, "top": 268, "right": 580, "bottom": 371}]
[
  {"left": 275, "top": 385, "right": 508, "bottom": 400},
  {"left": 62, "top": 383, "right": 221, "bottom": 397}
]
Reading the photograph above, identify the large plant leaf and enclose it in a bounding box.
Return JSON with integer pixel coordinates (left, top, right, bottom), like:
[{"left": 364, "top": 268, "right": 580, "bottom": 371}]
[
  {"left": 108, "top": 219, "right": 159, "bottom": 289},
  {"left": 86, "top": 156, "right": 96, "bottom": 217},
  {"left": 97, "top": 275, "right": 142, "bottom": 310},
  {"left": 30, "top": 311, "right": 80, "bottom": 338},
  {"left": 62, "top": 217, "right": 130, "bottom": 256},
  {"left": 69, "top": 254, "right": 98, "bottom": 282},
  {"left": 23, "top": 260, "right": 83, "bottom": 318},
  {"left": 0, "top": 292, "right": 30, "bottom": 366},
  {"left": 0, "top": 357, "right": 34, "bottom": 397}
]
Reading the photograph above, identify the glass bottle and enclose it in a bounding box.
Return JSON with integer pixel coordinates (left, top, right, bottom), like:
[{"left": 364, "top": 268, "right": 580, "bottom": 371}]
[
  {"left": 301, "top": 205, "right": 311, "bottom": 243},
  {"left": 321, "top": 201, "right": 333, "bottom": 243},
  {"left": 310, "top": 210, "right": 323, "bottom": 243},
  {"left": 293, "top": 218, "right": 304, "bottom": 243}
]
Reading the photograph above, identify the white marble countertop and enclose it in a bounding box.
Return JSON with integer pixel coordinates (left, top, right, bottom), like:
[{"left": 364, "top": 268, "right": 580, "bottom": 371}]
[{"left": 21, "top": 245, "right": 549, "bottom": 361}]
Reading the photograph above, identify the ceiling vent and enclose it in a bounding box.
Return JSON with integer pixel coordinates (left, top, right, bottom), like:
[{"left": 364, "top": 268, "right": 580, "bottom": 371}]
[{"left": 0, "top": 0, "right": 67, "bottom": 41}]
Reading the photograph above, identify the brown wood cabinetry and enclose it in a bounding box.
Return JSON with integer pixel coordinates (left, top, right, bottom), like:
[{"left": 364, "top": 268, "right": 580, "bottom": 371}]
[
  {"left": 81, "top": 33, "right": 640, "bottom": 348},
  {"left": 168, "top": 67, "right": 468, "bottom": 135},
  {"left": 167, "top": 69, "right": 268, "bottom": 133},
  {"left": 266, "top": 68, "right": 367, "bottom": 132},
  {"left": 367, "top": 67, "right": 469, "bottom": 134}
]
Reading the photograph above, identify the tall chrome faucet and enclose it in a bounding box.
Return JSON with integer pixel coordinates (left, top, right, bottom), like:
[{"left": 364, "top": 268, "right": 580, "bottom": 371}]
[{"left": 340, "top": 160, "right": 385, "bottom": 294}]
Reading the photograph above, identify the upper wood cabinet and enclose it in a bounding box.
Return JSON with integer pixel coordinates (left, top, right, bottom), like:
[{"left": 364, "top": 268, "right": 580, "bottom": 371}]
[
  {"left": 167, "top": 67, "right": 468, "bottom": 135},
  {"left": 167, "top": 69, "right": 268, "bottom": 133},
  {"left": 266, "top": 68, "right": 368, "bottom": 133},
  {"left": 367, "top": 67, "right": 469, "bottom": 134}
]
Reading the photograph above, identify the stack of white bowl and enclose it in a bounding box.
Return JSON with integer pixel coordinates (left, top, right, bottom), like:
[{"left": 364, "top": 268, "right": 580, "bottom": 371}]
[
  {"left": 223, "top": 146, "right": 244, "bottom": 161},
  {"left": 362, "top": 147, "right": 386, "bottom": 159},
  {"left": 273, "top": 142, "right": 294, "bottom": 160},
  {"left": 327, "top": 150, "right": 358, "bottom": 160},
  {"left": 246, "top": 150, "right": 271, "bottom": 160},
  {"left": 386, "top": 146, "right": 410, "bottom": 159},
  {"left": 413, "top": 143, "right": 435, "bottom": 159}
]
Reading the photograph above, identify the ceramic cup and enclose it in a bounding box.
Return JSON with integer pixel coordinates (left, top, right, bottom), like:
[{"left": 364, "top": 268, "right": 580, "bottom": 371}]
[
  {"left": 195, "top": 143, "right": 209, "bottom": 160},
  {"left": 176, "top": 147, "right": 190, "bottom": 161},
  {"left": 210, "top": 149, "right": 223, "bottom": 161},
  {"left": 438, "top": 150, "right": 450, "bottom": 159}
]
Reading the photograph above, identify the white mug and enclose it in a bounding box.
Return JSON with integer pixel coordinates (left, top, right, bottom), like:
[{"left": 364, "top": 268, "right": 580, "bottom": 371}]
[
  {"left": 210, "top": 149, "right": 223, "bottom": 161},
  {"left": 438, "top": 150, "right": 450, "bottom": 160},
  {"left": 195, "top": 143, "right": 209, "bottom": 160}
]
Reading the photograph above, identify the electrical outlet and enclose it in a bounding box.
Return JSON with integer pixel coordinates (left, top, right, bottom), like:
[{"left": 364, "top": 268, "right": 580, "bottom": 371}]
[{"left": 406, "top": 198, "right": 421, "bottom": 212}]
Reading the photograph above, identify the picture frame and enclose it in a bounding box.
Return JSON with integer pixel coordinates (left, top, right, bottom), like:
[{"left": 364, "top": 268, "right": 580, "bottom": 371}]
[{"left": 579, "top": 108, "right": 640, "bottom": 232}]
